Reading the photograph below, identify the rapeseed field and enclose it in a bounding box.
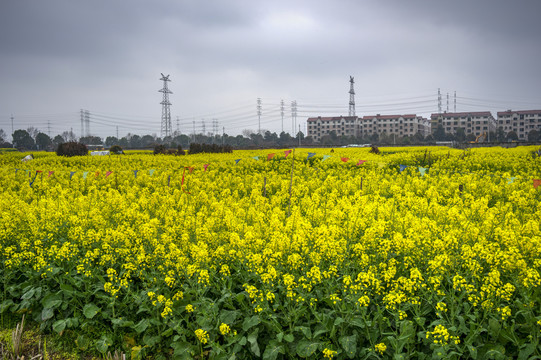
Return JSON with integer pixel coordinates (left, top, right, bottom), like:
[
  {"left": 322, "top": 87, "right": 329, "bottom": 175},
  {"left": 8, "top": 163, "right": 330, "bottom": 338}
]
[{"left": 0, "top": 146, "right": 540, "bottom": 359}]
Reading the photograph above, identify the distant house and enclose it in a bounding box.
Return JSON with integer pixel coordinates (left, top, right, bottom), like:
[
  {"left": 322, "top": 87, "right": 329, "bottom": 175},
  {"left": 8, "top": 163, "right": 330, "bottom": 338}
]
[
  {"left": 430, "top": 111, "right": 496, "bottom": 137},
  {"left": 497, "top": 110, "right": 541, "bottom": 140}
]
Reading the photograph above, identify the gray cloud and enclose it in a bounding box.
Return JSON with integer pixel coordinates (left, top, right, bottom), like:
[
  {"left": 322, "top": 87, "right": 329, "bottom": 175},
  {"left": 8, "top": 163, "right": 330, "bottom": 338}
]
[{"left": 1, "top": 0, "right": 540, "bottom": 138}]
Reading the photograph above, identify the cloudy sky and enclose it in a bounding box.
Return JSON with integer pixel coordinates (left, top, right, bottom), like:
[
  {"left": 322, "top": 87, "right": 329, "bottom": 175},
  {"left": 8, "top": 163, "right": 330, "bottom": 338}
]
[{"left": 1, "top": 0, "right": 541, "bottom": 140}]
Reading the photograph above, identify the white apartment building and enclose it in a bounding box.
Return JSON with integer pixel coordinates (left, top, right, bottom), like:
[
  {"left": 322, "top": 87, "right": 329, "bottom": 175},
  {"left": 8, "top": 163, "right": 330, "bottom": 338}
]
[
  {"left": 430, "top": 111, "right": 496, "bottom": 137},
  {"left": 361, "top": 114, "right": 430, "bottom": 137},
  {"left": 306, "top": 116, "right": 360, "bottom": 142},
  {"left": 497, "top": 110, "right": 541, "bottom": 140}
]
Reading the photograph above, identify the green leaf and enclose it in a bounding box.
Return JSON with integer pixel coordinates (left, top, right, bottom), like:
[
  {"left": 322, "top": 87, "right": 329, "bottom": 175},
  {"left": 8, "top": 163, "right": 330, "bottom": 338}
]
[
  {"left": 295, "top": 326, "right": 312, "bottom": 339},
  {"left": 42, "top": 293, "right": 62, "bottom": 309},
  {"left": 0, "top": 299, "right": 14, "bottom": 313},
  {"left": 284, "top": 333, "right": 294, "bottom": 343},
  {"left": 111, "top": 318, "right": 134, "bottom": 327},
  {"left": 52, "top": 319, "right": 67, "bottom": 333},
  {"left": 334, "top": 317, "right": 344, "bottom": 326},
  {"left": 247, "top": 329, "right": 260, "bottom": 357},
  {"left": 21, "top": 288, "right": 35, "bottom": 300},
  {"left": 242, "top": 315, "right": 260, "bottom": 331},
  {"left": 339, "top": 334, "right": 357, "bottom": 359},
  {"left": 144, "top": 334, "right": 162, "bottom": 347},
  {"left": 76, "top": 334, "right": 91, "bottom": 351},
  {"left": 488, "top": 318, "right": 501, "bottom": 338},
  {"left": 41, "top": 307, "right": 54, "bottom": 321},
  {"left": 133, "top": 318, "right": 150, "bottom": 334},
  {"left": 262, "top": 340, "right": 286, "bottom": 360},
  {"left": 95, "top": 334, "right": 113, "bottom": 354},
  {"left": 518, "top": 343, "right": 536, "bottom": 360},
  {"left": 83, "top": 303, "right": 100, "bottom": 319},
  {"left": 296, "top": 340, "right": 320, "bottom": 358},
  {"left": 220, "top": 309, "right": 240, "bottom": 324},
  {"left": 349, "top": 316, "right": 365, "bottom": 329},
  {"left": 171, "top": 341, "right": 194, "bottom": 358}
]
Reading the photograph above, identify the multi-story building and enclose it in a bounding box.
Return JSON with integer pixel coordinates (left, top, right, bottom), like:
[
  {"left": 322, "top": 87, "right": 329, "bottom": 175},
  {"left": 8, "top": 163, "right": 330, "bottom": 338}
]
[
  {"left": 360, "top": 114, "right": 430, "bottom": 138},
  {"left": 497, "top": 110, "right": 541, "bottom": 140},
  {"left": 306, "top": 116, "right": 359, "bottom": 142},
  {"left": 430, "top": 111, "right": 496, "bottom": 137}
]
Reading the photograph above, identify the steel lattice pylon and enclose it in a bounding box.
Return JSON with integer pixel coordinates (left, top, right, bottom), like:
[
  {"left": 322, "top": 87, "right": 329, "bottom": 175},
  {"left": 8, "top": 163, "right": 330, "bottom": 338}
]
[
  {"left": 349, "top": 76, "right": 355, "bottom": 117},
  {"left": 159, "top": 73, "right": 173, "bottom": 138}
]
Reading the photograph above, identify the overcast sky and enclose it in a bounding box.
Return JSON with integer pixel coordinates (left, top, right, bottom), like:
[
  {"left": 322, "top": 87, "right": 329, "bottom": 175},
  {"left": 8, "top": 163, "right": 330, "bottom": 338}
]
[{"left": 1, "top": 0, "right": 541, "bottom": 140}]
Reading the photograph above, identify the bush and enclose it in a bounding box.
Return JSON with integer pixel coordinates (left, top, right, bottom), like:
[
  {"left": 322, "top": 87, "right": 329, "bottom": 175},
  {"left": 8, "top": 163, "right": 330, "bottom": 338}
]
[
  {"left": 109, "top": 145, "right": 123, "bottom": 154},
  {"left": 153, "top": 144, "right": 166, "bottom": 155},
  {"left": 369, "top": 145, "right": 380, "bottom": 155},
  {"left": 56, "top": 142, "right": 88, "bottom": 157}
]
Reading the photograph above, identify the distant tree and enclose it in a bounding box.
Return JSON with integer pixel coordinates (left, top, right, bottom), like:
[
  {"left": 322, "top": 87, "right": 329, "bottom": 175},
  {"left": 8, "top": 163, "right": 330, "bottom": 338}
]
[
  {"left": 433, "top": 124, "right": 446, "bottom": 141},
  {"left": 12, "top": 129, "right": 35, "bottom": 149},
  {"left": 528, "top": 129, "right": 540, "bottom": 142},
  {"left": 496, "top": 127, "right": 506, "bottom": 142},
  {"left": 105, "top": 136, "right": 119, "bottom": 147},
  {"left": 455, "top": 127, "right": 466, "bottom": 143},
  {"left": 35, "top": 132, "right": 52, "bottom": 150},
  {"left": 53, "top": 134, "right": 65, "bottom": 146},
  {"left": 465, "top": 134, "right": 476, "bottom": 142},
  {"left": 61, "top": 130, "right": 77, "bottom": 142},
  {"left": 141, "top": 135, "right": 156, "bottom": 148},
  {"left": 129, "top": 135, "right": 142, "bottom": 148},
  {"left": 119, "top": 137, "right": 129, "bottom": 148},
  {"left": 242, "top": 129, "right": 254, "bottom": 138},
  {"left": 412, "top": 132, "right": 424, "bottom": 143},
  {"left": 26, "top": 127, "right": 39, "bottom": 140},
  {"left": 0, "top": 129, "right": 6, "bottom": 143},
  {"left": 79, "top": 136, "right": 102, "bottom": 145},
  {"left": 507, "top": 131, "right": 519, "bottom": 141}
]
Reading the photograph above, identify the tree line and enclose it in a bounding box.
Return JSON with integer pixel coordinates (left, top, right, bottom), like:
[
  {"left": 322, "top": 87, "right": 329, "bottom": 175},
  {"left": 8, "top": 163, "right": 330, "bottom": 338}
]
[{"left": 1, "top": 125, "right": 539, "bottom": 151}]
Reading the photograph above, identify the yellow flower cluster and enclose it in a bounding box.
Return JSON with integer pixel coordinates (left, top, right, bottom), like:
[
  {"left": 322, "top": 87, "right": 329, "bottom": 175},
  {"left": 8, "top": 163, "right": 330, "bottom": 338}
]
[{"left": 426, "top": 325, "right": 460, "bottom": 345}]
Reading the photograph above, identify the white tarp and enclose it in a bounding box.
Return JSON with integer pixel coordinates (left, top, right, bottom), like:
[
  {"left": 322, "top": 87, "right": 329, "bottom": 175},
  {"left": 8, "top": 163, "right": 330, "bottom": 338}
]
[{"left": 90, "top": 151, "right": 110, "bottom": 156}]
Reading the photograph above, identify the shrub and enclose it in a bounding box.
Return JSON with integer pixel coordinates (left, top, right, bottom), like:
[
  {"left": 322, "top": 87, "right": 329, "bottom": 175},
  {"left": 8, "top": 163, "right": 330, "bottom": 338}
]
[
  {"left": 153, "top": 144, "right": 166, "bottom": 155},
  {"left": 109, "top": 145, "right": 123, "bottom": 154},
  {"left": 56, "top": 142, "right": 88, "bottom": 157},
  {"left": 369, "top": 145, "right": 380, "bottom": 155}
]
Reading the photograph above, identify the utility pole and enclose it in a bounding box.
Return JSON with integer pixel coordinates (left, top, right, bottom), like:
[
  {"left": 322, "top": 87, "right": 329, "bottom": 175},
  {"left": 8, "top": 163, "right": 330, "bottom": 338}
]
[
  {"left": 222, "top": 126, "right": 225, "bottom": 146},
  {"left": 10, "top": 114, "right": 14, "bottom": 143},
  {"left": 446, "top": 93, "right": 449, "bottom": 112},
  {"left": 47, "top": 120, "right": 51, "bottom": 137},
  {"left": 192, "top": 120, "right": 196, "bottom": 141},
  {"left": 257, "top": 98, "right": 262, "bottom": 134},
  {"left": 280, "top": 99, "right": 284, "bottom": 133},
  {"left": 454, "top": 91, "right": 457, "bottom": 112},
  {"left": 177, "top": 116, "right": 180, "bottom": 135},
  {"left": 116, "top": 126, "right": 119, "bottom": 139},
  {"left": 298, "top": 124, "right": 301, "bottom": 147},
  {"left": 159, "top": 73, "right": 173, "bottom": 138}
]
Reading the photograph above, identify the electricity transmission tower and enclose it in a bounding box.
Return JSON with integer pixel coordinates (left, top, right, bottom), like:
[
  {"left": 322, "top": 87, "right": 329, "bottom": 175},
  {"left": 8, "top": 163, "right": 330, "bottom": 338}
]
[
  {"left": 349, "top": 76, "right": 355, "bottom": 116},
  {"left": 159, "top": 74, "right": 173, "bottom": 138}
]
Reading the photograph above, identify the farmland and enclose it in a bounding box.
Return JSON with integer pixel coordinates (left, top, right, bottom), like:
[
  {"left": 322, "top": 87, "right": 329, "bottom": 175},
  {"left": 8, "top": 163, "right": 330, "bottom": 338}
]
[{"left": 1, "top": 146, "right": 540, "bottom": 359}]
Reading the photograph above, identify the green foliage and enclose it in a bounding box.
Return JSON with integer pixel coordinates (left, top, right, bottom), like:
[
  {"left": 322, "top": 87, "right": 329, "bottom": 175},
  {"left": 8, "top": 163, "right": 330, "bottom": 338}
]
[{"left": 55, "top": 142, "right": 88, "bottom": 157}]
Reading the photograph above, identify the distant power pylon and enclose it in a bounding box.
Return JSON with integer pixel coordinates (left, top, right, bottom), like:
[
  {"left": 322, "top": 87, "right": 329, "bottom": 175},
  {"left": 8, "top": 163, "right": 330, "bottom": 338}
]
[
  {"left": 349, "top": 76, "right": 355, "bottom": 116},
  {"left": 257, "top": 98, "right": 262, "bottom": 134},
  {"left": 291, "top": 100, "right": 297, "bottom": 135},
  {"left": 159, "top": 73, "right": 173, "bottom": 138}
]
